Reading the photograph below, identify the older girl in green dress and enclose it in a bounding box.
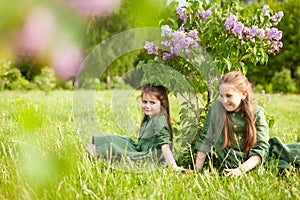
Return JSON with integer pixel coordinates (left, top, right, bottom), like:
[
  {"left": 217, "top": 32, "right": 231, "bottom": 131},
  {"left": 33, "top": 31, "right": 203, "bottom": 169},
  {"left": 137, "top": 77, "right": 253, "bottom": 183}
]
[
  {"left": 86, "top": 84, "right": 183, "bottom": 171},
  {"left": 194, "top": 71, "right": 300, "bottom": 177}
]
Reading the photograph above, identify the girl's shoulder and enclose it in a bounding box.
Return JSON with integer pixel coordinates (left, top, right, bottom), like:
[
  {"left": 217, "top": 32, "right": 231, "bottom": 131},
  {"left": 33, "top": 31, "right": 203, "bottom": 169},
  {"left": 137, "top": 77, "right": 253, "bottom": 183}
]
[
  {"left": 253, "top": 104, "right": 264, "bottom": 112},
  {"left": 210, "top": 100, "right": 226, "bottom": 113},
  {"left": 210, "top": 100, "right": 224, "bottom": 111},
  {"left": 151, "top": 115, "right": 169, "bottom": 130},
  {"left": 151, "top": 114, "right": 167, "bottom": 123},
  {"left": 252, "top": 104, "right": 265, "bottom": 117}
]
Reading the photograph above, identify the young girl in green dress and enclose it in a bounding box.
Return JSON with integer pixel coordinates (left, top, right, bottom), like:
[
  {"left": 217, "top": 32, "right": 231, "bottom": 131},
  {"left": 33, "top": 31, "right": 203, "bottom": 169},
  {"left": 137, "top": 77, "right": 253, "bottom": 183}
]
[
  {"left": 86, "top": 84, "right": 183, "bottom": 171},
  {"left": 194, "top": 71, "right": 300, "bottom": 177}
]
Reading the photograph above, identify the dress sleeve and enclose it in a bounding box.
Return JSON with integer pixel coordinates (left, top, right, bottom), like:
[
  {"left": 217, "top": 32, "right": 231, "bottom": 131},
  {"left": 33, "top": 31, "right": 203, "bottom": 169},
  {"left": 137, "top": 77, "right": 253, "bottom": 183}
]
[
  {"left": 194, "top": 101, "right": 225, "bottom": 153},
  {"left": 248, "top": 106, "right": 270, "bottom": 162},
  {"left": 152, "top": 115, "right": 172, "bottom": 147}
]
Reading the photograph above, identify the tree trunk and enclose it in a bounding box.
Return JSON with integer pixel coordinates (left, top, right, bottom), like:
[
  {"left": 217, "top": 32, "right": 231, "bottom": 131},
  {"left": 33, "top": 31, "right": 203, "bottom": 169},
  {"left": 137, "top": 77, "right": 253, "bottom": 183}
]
[{"left": 106, "top": 68, "right": 111, "bottom": 90}]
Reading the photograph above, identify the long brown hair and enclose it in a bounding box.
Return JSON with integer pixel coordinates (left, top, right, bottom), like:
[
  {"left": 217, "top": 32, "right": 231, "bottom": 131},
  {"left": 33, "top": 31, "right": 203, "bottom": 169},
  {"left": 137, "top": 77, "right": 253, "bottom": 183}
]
[
  {"left": 140, "top": 84, "right": 173, "bottom": 141},
  {"left": 218, "top": 71, "right": 256, "bottom": 154}
]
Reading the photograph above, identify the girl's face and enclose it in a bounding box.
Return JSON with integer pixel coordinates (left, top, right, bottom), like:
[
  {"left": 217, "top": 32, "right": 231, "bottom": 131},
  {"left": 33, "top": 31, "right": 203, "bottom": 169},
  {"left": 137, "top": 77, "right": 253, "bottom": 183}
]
[
  {"left": 141, "top": 92, "right": 161, "bottom": 117},
  {"left": 219, "top": 83, "right": 247, "bottom": 112}
]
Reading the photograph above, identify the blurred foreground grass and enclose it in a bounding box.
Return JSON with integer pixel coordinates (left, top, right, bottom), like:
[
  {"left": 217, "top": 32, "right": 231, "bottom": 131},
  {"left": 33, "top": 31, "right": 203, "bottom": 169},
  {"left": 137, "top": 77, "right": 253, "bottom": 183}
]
[{"left": 0, "top": 90, "right": 299, "bottom": 199}]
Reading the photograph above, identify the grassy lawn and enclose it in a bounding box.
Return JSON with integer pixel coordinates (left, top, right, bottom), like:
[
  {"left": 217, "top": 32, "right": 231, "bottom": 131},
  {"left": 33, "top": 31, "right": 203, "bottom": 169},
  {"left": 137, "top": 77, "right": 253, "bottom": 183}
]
[{"left": 0, "top": 90, "right": 299, "bottom": 199}]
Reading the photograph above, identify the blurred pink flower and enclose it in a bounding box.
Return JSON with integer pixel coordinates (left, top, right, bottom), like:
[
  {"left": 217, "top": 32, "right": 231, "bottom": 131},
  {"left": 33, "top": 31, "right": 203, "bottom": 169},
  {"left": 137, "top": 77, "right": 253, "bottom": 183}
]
[
  {"left": 266, "top": 95, "right": 271, "bottom": 102},
  {"left": 18, "top": 8, "right": 57, "bottom": 56},
  {"left": 68, "top": 0, "right": 122, "bottom": 17},
  {"left": 50, "top": 42, "right": 83, "bottom": 80}
]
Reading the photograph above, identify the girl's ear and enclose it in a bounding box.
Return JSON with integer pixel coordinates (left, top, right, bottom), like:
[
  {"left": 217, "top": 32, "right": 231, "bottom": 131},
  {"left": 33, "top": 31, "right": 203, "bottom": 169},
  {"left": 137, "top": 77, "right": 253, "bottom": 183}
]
[{"left": 241, "top": 90, "right": 248, "bottom": 100}]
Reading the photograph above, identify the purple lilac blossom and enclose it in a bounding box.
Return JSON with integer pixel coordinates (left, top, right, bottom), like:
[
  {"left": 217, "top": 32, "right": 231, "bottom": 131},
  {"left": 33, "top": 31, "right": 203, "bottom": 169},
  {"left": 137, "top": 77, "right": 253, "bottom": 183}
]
[
  {"left": 262, "top": 5, "right": 270, "bottom": 17},
  {"left": 242, "top": 26, "right": 256, "bottom": 42},
  {"left": 176, "top": 7, "right": 187, "bottom": 23},
  {"left": 161, "top": 40, "right": 171, "bottom": 47},
  {"left": 270, "top": 11, "right": 284, "bottom": 25},
  {"left": 250, "top": 26, "right": 258, "bottom": 37},
  {"left": 232, "top": 22, "right": 244, "bottom": 36},
  {"left": 277, "top": 11, "right": 284, "bottom": 20},
  {"left": 146, "top": 23, "right": 202, "bottom": 62},
  {"left": 163, "top": 53, "right": 173, "bottom": 62},
  {"left": 178, "top": 26, "right": 185, "bottom": 32},
  {"left": 274, "top": 31, "right": 282, "bottom": 41},
  {"left": 171, "top": 45, "right": 179, "bottom": 55},
  {"left": 183, "top": 37, "right": 194, "bottom": 47},
  {"left": 270, "top": 38, "right": 283, "bottom": 55},
  {"left": 172, "top": 31, "right": 186, "bottom": 43},
  {"left": 250, "top": 38, "right": 255, "bottom": 43},
  {"left": 161, "top": 25, "right": 173, "bottom": 37},
  {"left": 144, "top": 41, "right": 155, "bottom": 54},
  {"left": 188, "top": 30, "right": 199, "bottom": 41},
  {"left": 268, "top": 41, "right": 283, "bottom": 55},
  {"left": 224, "top": 14, "right": 237, "bottom": 30},
  {"left": 267, "top": 28, "right": 282, "bottom": 41},
  {"left": 202, "top": 9, "right": 212, "bottom": 21},
  {"left": 243, "top": 27, "right": 251, "bottom": 38},
  {"left": 223, "top": 5, "right": 283, "bottom": 55},
  {"left": 256, "top": 28, "right": 265, "bottom": 39}
]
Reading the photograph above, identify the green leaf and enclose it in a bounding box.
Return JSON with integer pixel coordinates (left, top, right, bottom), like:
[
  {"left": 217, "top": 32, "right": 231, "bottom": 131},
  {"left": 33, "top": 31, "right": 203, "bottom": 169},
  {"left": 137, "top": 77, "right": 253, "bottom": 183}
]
[{"left": 224, "top": 58, "right": 232, "bottom": 71}]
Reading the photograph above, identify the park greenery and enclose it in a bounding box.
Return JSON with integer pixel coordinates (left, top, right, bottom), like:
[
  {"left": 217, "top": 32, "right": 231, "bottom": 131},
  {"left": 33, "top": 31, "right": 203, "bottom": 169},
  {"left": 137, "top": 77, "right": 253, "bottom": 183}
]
[
  {"left": 0, "top": 0, "right": 299, "bottom": 93},
  {"left": 1, "top": 0, "right": 300, "bottom": 199}
]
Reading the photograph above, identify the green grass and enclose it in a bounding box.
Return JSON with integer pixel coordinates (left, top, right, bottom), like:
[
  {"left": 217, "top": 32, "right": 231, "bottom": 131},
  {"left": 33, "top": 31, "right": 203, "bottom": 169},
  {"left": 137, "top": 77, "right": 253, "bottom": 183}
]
[{"left": 0, "top": 90, "right": 300, "bottom": 200}]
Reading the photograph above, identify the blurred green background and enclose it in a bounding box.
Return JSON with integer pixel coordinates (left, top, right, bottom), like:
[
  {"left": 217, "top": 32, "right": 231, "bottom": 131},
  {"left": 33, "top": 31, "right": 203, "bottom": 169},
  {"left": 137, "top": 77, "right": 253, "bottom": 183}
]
[{"left": 0, "top": 0, "right": 299, "bottom": 93}]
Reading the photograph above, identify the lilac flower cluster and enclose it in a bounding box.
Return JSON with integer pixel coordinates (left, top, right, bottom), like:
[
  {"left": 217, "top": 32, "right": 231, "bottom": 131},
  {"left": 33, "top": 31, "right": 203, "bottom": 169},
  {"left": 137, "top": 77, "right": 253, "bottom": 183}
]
[
  {"left": 197, "top": 9, "right": 212, "bottom": 22},
  {"left": 224, "top": 5, "right": 284, "bottom": 55},
  {"left": 144, "top": 41, "right": 158, "bottom": 55},
  {"left": 262, "top": 5, "right": 270, "bottom": 17},
  {"left": 144, "top": 5, "right": 212, "bottom": 62},
  {"left": 176, "top": 6, "right": 212, "bottom": 24},
  {"left": 144, "top": 25, "right": 201, "bottom": 62},
  {"left": 262, "top": 5, "right": 284, "bottom": 26},
  {"left": 176, "top": 7, "right": 187, "bottom": 23},
  {"left": 270, "top": 11, "right": 284, "bottom": 25}
]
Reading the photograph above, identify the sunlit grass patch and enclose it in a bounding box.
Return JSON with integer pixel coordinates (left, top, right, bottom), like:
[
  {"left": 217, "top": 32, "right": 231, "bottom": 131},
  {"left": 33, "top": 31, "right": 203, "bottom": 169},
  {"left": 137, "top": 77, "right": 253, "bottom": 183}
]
[{"left": 0, "top": 90, "right": 299, "bottom": 199}]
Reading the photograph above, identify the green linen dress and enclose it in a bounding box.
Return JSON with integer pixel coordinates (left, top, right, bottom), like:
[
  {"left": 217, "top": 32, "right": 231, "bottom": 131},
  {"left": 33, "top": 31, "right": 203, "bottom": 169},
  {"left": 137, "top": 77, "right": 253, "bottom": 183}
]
[
  {"left": 92, "top": 115, "right": 171, "bottom": 161},
  {"left": 194, "top": 101, "right": 300, "bottom": 170}
]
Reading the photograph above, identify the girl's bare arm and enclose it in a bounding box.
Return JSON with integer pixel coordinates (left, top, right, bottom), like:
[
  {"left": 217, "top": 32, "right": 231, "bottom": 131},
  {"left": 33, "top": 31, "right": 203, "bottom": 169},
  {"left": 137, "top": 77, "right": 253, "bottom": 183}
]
[
  {"left": 195, "top": 150, "right": 207, "bottom": 170},
  {"left": 161, "top": 144, "right": 182, "bottom": 171},
  {"left": 223, "top": 155, "right": 261, "bottom": 178}
]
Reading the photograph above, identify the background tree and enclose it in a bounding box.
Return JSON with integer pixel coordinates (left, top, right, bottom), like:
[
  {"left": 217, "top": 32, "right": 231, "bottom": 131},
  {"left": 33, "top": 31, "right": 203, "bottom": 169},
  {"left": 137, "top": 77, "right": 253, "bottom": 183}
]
[
  {"left": 246, "top": 0, "right": 300, "bottom": 93},
  {"left": 84, "top": 0, "right": 169, "bottom": 89}
]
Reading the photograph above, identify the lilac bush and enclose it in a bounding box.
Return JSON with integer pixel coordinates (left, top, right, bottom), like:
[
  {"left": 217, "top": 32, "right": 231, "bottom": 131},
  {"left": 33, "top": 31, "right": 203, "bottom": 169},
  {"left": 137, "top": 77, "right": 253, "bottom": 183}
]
[
  {"left": 144, "top": 25, "right": 202, "bottom": 62},
  {"left": 144, "top": 0, "right": 284, "bottom": 75},
  {"left": 225, "top": 5, "right": 283, "bottom": 56}
]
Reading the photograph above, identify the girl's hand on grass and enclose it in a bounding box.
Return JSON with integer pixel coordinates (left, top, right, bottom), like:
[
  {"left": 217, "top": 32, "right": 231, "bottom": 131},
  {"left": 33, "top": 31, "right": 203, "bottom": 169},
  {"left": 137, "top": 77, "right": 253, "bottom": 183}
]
[
  {"left": 223, "top": 168, "right": 244, "bottom": 178},
  {"left": 223, "top": 156, "right": 260, "bottom": 178},
  {"left": 171, "top": 165, "right": 192, "bottom": 173}
]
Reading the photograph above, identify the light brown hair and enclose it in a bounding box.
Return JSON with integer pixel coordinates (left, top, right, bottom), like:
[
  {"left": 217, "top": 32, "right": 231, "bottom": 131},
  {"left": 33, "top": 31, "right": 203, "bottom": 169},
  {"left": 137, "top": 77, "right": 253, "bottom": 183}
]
[{"left": 218, "top": 71, "right": 256, "bottom": 153}]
